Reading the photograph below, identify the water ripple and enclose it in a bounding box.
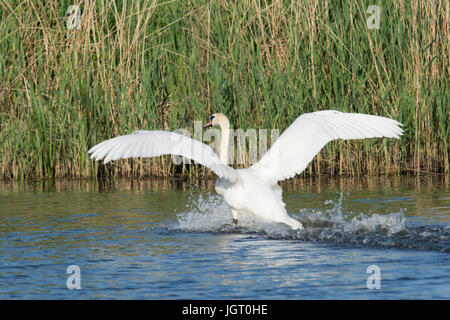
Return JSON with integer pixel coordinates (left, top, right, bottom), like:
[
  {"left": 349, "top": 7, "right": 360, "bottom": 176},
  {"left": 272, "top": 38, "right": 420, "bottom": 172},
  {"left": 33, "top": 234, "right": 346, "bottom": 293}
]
[{"left": 172, "top": 193, "right": 450, "bottom": 253}]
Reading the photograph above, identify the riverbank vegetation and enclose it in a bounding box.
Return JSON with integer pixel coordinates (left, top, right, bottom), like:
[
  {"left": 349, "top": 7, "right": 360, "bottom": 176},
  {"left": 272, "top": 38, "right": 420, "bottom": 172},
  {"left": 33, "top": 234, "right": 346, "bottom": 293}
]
[{"left": 0, "top": 0, "right": 448, "bottom": 180}]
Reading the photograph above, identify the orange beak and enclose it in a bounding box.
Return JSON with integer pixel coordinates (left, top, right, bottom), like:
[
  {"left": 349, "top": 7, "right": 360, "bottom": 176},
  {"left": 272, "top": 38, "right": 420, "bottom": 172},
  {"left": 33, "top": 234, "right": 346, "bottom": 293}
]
[{"left": 203, "top": 121, "right": 212, "bottom": 128}]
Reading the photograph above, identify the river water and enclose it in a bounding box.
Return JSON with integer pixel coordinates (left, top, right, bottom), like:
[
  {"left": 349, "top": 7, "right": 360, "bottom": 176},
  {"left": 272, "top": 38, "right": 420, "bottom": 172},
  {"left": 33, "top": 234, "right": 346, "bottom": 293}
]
[{"left": 0, "top": 175, "right": 449, "bottom": 299}]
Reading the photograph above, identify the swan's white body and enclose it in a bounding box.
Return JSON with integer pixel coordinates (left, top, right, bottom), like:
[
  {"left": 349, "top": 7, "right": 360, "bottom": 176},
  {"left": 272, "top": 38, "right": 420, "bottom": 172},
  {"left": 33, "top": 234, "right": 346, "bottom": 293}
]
[{"left": 89, "top": 110, "right": 403, "bottom": 230}]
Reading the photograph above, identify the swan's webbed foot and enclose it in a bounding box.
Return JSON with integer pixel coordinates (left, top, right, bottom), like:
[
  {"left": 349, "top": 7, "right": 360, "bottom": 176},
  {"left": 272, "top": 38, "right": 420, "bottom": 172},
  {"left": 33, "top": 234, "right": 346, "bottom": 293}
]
[{"left": 232, "top": 218, "right": 238, "bottom": 225}]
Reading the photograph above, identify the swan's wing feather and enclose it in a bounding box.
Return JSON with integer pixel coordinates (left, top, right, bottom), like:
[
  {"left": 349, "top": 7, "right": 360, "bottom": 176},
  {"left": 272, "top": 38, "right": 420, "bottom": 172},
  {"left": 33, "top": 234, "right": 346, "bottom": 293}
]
[
  {"left": 250, "top": 110, "right": 403, "bottom": 184},
  {"left": 89, "top": 130, "right": 239, "bottom": 182}
]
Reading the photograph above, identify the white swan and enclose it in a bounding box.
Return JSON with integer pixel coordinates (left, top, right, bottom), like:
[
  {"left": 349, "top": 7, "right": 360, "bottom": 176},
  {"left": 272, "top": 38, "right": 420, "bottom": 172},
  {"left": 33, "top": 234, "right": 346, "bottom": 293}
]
[{"left": 88, "top": 110, "right": 403, "bottom": 230}]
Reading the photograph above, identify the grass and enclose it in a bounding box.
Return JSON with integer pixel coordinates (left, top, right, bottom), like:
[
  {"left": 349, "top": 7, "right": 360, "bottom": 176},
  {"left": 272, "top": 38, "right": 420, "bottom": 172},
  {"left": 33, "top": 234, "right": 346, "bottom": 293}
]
[{"left": 0, "top": 0, "right": 448, "bottom": 180}]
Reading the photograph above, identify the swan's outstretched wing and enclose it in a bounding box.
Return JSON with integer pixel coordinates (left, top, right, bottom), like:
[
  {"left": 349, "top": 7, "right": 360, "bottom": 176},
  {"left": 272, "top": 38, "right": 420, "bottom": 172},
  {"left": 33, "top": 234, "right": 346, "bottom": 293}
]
[
  {"left": 89, "top": 130, "right": 239, "bottom": 182},
  {"left": 250, "top": 110, "right": 403, "bottom": 185}
]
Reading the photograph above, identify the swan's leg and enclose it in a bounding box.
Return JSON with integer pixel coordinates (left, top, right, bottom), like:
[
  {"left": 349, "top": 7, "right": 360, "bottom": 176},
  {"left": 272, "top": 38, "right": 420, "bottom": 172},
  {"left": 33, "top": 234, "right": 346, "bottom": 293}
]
[{"left": 231, "top": 209, "right": 239, "bottom": 225}]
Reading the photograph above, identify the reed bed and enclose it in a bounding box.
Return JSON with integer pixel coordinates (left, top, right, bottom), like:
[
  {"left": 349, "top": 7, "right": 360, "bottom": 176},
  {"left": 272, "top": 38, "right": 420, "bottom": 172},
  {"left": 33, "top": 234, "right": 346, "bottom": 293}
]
[{"left": 0, "top": 0, "right": 448, "bottom": 180}]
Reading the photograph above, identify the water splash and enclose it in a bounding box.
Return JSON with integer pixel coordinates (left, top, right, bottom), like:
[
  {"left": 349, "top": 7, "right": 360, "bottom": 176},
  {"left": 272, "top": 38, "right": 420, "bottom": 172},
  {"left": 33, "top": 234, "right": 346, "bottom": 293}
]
[
  {"left": 172, "top": 192, "right": 450, "bottom": 252},
  {"left": 175, "top": 194, "right": 232, "bottom": 233},
  {"left": 295, "top": 192, "right": 407, "bottom": 238},
  {"left": 174, "top": 193, "right": 293, "bottom": 237}
]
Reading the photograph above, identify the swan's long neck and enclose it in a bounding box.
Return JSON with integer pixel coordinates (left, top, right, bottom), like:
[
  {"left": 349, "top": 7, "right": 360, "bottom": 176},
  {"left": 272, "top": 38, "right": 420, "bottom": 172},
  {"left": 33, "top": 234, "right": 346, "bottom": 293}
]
[{"left": 219, "top": 117, "right": 230, "bottom": 165}]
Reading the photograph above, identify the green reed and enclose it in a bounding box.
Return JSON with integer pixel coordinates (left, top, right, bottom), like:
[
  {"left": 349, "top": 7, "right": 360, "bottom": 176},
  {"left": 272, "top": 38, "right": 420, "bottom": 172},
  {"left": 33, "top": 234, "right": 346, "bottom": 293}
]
[{"left": 0, "top": 0, "right": 448, "bottom": 180}]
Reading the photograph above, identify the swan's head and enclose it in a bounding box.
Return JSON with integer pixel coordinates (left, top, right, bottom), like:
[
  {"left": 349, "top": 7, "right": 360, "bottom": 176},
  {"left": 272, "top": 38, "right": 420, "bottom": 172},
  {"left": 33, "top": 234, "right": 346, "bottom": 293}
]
[{"left": 203, "top": 113, "right": 228, "bottom": 128}]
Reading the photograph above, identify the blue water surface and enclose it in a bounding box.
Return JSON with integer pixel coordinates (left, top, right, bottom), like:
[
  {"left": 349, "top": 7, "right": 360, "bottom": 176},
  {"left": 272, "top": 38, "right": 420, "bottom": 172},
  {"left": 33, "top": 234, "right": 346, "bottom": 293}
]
[{"left": 0, "top": 176, "right": 449, "bottom": 299}]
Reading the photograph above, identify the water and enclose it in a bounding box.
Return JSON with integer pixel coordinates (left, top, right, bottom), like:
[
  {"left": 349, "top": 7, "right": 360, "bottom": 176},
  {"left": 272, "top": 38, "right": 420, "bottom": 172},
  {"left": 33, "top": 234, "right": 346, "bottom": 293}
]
[{"left": 0, "top": 175, "right": 449, "bottom": 299}]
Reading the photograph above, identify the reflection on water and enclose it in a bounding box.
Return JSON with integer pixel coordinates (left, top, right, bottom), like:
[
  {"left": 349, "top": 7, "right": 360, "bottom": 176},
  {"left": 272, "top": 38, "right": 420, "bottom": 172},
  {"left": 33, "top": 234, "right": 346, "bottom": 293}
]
[
  {"left": 1, "top": 174, "right": 449, "bottom": 193},
  {"left": 0, "top": 175, "right": 449, "bottom": 299}
]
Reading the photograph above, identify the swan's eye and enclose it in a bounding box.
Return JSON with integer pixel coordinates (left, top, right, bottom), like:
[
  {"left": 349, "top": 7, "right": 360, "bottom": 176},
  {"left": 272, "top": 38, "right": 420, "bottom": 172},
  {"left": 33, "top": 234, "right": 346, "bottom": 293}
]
[{"left": 210, "top": 115, "right": 215, "bottom": 121}]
